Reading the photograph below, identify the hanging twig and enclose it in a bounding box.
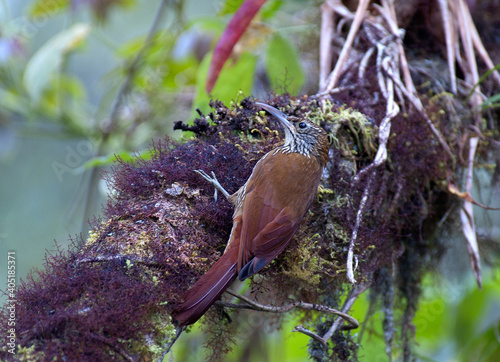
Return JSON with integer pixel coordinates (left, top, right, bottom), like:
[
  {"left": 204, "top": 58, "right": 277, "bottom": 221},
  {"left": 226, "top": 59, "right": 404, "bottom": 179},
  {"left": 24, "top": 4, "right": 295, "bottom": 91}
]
[
  {"left": 456, "top": 0, "right": 481, "bottom": 119},
  {"left": 437, "top": 0, "right": 457, "bottom": 94},
  {"left": 322, "top": 0, "right": 370, "bottom": 92},
  {"left": 347, "top": 27, "right": 401, "bottom": 283},
  {"left": 460, "top": 136, "right": 482, "bottom": 288},
  {"left": 349, "top": 67, "right": 399, "bottom": 283},
  {"left": 375, "top": 1, "right": 414, "bottom": 94},
  {"left": 458, "top": 0, "right": 500, "bottom": 87}
]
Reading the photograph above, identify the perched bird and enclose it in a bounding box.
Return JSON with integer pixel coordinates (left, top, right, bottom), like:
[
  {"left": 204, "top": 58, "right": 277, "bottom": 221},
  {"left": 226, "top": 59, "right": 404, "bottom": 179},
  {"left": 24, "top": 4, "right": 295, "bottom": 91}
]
[{"left": 174, "top": 102, "right": 329, "bottom": 326}]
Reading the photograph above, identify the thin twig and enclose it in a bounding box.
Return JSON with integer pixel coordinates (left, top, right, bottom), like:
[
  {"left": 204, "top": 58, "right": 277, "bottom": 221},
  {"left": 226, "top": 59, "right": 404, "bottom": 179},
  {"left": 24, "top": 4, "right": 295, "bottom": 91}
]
[
  {"left": 326, "top": 0, "right": 354, "bottom": 19},
  {"left": 320, "top": 1, "right": 335, "bottom": 91},
  {"left": 457, "top": 0, "right": 481, "bottom": 124},
  {"left": 323, "top": 0, "right": 370, "bottom": 92},
  {"left": 222, "top": 289, "right": 359, "bottom": 327},
  {"left": 348, "top": 104, "right": 398, "bottom": 283},
  {"left": 106, "top": 0, "right": 170, "bottom": 135},
  {"left": 461, "top": 136, "right": 482, "bottom": 288},
  {"left": 358, "top": 46, "right": 375, "bottom": 79},
  {"left": 376, "top": 43, "right": 389, "bottom": 100},
  {"left": 293, "top": 325, "right": 326, "bottom": 345},
  {"left": 315, "top": 84, "right": 359, "bottom": 98},
  {"left": 376, "top": 1, "right": 415, "bottom": 94},
  {"left": 348, "top": 41, "right": 399, "bottom": 283},
  {"left": 460, "top": 0, "right": 500, "bottom": 87},
  {"left": 81, "top": 0, "right": 171, "bottom": 241},
  {"left": 73, "top": 254, "right": 162, "bottom": 267},
  {"left": 347, "top": 179, "right": 370, "bottom": 284},
  {"left": 437, "top": 0, "right": 457, "bottom": 94},
  {"left": 219, "top": 285, "right": 366, "bottom": 348},
  {"left": 320, "top": 282, "right": 369, "bottom": 343}
]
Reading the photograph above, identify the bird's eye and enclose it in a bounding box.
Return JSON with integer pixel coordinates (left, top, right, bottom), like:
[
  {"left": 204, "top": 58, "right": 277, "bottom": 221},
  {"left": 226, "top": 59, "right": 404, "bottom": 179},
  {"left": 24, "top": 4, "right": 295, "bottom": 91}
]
[{"left": 298, "top": 122, "right": 307, "bottom": 129}]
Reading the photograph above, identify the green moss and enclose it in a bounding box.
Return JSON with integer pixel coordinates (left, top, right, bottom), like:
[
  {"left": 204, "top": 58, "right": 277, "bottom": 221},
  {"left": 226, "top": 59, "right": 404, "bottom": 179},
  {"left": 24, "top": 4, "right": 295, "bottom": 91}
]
[
  {"left": 282, "top": 235, "right": 324, "bottom": 286},
  {"left": 13, "top": 344, "right": 44, "bottom": 361},
  {"left": 282, "top": 232, "right": 341, "bottom": 288},
  {"left": 146, "top": 314, "right": 177, "bottom": 359},
  {"left": 309, "top": 100, "right": 378, "bottom": 160}
]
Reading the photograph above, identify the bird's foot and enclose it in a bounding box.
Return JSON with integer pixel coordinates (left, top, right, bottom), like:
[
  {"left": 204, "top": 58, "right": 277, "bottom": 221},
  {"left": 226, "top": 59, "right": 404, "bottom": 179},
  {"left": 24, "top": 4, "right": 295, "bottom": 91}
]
[{"left": 194, "top": 170, "right": 231, "bottom": 201}]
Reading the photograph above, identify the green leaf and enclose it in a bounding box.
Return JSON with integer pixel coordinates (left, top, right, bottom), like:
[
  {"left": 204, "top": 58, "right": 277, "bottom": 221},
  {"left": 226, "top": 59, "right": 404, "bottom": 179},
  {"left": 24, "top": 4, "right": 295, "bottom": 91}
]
[
  {"left": 455, "top": 279, "right": 500, "bottom": 348},
  {"left": 0, "top": 88, "right": 31, "bottom": 116},
  {"left": 82, "top": 149, "right": 154, "bottom": 170},
  {"left": 261, "top": 0, "right": 284, "bottom": 19},
  {"left": 414, "top": 292, "right": 448, "bottom": 351},
  {"left": 193, "top": 51, "right": 257, "bottom": 115},
  {"left": 23, "top": 23, "right": 91, "bottom": 102},
  {"left": 218, "top": 0, "right": 245, "bottom": 15},
  {"left": 29, "top": 0, "right": 70, "bottom": 17},
  {"left": 185, "top": 17, "right": 225, "bottom": 34},
  {"left": 481, "top": 93, "right": 500, "bottom": 109},
  {"left": 217, "top": 0, "right": 283, "bottom": 19},
  {"left": 458, "top": 325, "right": 500, "bottom": 362},
  {"left": 466, "top": 62, "right": 500, "bottom": 102},
  {"left": 265, "top": 32, "right": 304, "bottom": 95}
]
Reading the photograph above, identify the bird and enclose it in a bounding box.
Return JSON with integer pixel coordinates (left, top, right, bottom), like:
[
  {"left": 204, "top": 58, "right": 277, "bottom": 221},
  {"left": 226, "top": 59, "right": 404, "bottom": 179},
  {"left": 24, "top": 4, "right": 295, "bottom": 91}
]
[{"left": 174, "top": 102, "right": 329, "bottom": 326}]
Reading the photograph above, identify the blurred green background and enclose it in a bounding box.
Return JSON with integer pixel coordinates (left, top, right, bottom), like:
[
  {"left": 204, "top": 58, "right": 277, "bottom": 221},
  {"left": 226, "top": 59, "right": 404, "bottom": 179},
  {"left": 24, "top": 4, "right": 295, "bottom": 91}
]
[{"left": 0, "top": 1, "right": 498, "bottom": 361}]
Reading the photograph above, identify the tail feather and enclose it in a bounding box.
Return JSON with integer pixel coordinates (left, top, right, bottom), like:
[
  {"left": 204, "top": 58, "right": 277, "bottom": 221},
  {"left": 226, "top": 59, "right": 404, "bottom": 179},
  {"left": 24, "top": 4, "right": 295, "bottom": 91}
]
[{"left": 174, "top": 247, "right": 238, "bottom": 326}]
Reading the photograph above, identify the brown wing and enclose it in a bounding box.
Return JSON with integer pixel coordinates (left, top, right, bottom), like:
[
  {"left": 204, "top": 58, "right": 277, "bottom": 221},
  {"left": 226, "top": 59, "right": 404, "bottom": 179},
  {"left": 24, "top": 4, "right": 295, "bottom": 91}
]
[{"left": 237, "top": 151, "right": 322, "bottom": 280}]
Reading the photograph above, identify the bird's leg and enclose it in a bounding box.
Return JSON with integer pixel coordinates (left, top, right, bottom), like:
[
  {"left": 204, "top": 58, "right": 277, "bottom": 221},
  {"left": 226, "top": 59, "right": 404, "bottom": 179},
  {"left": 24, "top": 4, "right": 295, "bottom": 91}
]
[{"left": 194, "top": 170, "right": 231, "bottom": 202}]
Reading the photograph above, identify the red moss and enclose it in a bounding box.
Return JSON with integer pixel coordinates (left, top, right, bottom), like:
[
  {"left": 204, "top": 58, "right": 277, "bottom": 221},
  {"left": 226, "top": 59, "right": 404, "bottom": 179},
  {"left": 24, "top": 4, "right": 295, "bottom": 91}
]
[{"left": 0, "top": 94, "right": 461, "bottom": 361}]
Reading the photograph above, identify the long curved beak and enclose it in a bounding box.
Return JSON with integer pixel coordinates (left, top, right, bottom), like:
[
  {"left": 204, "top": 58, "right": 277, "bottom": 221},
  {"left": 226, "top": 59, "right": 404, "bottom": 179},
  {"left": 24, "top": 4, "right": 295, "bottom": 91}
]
[{"left": 255, "top": 102, "right": 295, "bottom": 137}]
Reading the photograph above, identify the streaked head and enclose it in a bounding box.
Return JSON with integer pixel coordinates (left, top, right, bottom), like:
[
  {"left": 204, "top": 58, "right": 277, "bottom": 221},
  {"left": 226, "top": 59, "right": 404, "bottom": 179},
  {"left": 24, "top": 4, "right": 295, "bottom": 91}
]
[{"left": 256, "top": 102, "right": 329, "bottom": 165}]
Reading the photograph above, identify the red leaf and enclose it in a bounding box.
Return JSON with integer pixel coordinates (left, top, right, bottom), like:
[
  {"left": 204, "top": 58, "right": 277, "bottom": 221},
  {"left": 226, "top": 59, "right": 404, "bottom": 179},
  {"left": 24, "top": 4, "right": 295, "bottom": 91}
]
[{"left": 205, "top": 0, "right": 267, "bottom": 93}]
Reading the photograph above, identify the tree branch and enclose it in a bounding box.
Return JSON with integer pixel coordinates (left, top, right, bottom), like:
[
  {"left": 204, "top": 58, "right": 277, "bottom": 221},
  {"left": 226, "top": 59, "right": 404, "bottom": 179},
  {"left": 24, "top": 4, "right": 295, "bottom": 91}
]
[{"left": 220, "top": 288, "right": 359, "bottom": 328}]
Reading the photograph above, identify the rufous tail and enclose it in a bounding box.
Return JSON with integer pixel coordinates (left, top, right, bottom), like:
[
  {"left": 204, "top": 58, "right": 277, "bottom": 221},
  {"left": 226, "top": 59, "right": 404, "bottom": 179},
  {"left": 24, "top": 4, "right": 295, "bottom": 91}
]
[{"left": 174, "top": 246, "right": 238, "bottom": 326}]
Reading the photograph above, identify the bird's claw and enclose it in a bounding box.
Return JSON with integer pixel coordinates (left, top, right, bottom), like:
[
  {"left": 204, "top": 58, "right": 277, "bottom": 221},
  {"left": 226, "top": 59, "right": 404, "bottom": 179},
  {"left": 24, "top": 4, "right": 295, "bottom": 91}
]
[
  {"left": 194, "top": 169, "right": 230, "bottom": 201},
  {"left": 194, "top": 169, "right": 215, "bottom": 183}
]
